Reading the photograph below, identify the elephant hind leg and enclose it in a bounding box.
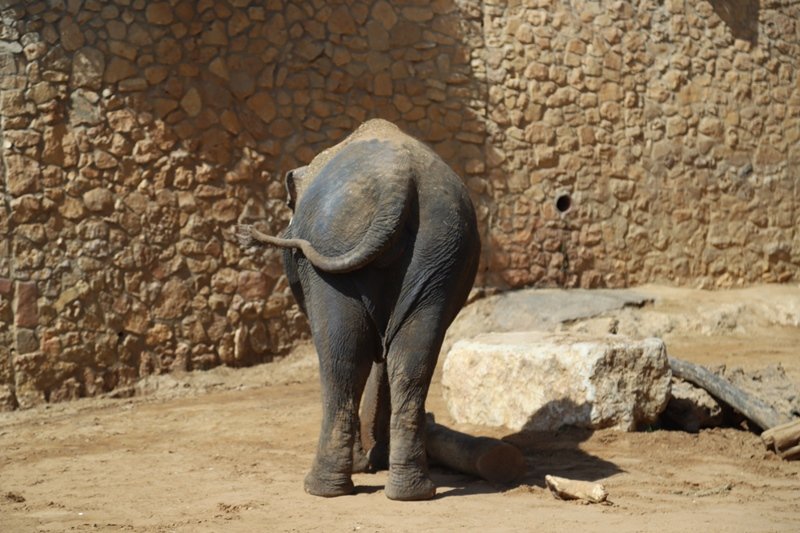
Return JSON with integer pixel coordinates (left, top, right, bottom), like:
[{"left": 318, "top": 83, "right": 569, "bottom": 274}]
[
  {"left": 304, "top": 297, "right": 379, "bottom": 497},
  {"left": 383, "top": 311, "right": 446, "bottom": 501}
]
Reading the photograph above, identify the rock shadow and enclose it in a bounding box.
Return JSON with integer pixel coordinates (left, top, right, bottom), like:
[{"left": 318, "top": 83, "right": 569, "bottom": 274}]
[
  {"left": 430, "top": 399, "right": 622, "bottom": 498},
  {"left": 506, "top": 398, "right": 623, "bottom": 487},
  {"left": 503, "top": 426, "right": 622, "bottom": 489}
]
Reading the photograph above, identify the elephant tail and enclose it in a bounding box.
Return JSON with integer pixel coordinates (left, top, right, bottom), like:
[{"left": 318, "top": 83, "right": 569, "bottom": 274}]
[
  {"left": 239, "top": 140, "right": 417, "bottom": 274},
  {"left": 238, "top": 224, "right": 297, "bottom": 251},
  {"left": 238, "top": 224, "right": 362, "bottom": 272},
  {"left": 237, "top": 210, "right": 409, "bottom": 274}
]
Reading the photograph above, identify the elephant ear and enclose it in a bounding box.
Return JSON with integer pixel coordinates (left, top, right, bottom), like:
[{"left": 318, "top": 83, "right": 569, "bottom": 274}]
[{"left": 291, "top": 139, "right": 414, "bottom": 273}]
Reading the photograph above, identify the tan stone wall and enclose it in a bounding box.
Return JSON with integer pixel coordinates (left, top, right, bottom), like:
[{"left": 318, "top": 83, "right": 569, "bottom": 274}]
[
  {"left": 0, "top": 0, "right": 485, "bottom": 408},
  {"left": 481, "top": 0, "right": 799, "bottom": 289},
  {"left": 0, "top": 0, "right": 798, "bottom": 408}
]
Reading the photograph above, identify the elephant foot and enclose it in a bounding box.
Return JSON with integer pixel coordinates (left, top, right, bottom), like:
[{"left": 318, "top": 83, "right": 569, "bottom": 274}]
[
  {"left": 385, "top": 467, "right": 436, "bottom": 501},
  {"left": 304, "top": 469, "right": 354, "bottom": 497}
]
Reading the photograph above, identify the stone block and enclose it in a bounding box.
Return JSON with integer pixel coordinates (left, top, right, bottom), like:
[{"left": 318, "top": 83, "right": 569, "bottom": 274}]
[
  {"left": 237, "top": 271, "right": 270, "bottom": 300},
  {"left": 83, "top": 187, "right": 115, "bottom": 213},
  {"left": 15, "top": 328, "right": 38, "bottom": 354},
  {"left": 4, "top": 154, "right": 41, "bottom": 196},
  {"left": 14, "top": 281, "right": 38, "bottom": 328},
  {"left": 442, "top": 332, "right": 671, "bottom": 431},
  {"left": 0, "top": 278, "right": 12, "bottom": 295}
]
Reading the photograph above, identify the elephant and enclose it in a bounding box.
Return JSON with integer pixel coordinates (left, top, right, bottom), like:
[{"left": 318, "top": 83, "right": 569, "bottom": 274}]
[{"left": 239, "top": 119, "right": 480, "bottom": 500}]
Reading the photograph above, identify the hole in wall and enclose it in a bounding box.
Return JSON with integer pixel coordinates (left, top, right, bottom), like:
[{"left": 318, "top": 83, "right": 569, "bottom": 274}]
[{"left": 555, "top": 193, "right": 572, "bottom": 214}]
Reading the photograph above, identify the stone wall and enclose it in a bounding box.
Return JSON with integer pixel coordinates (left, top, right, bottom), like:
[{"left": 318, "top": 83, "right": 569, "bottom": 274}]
[
  {"left": 0, "top": 0, "right": 798, "bottom": 408},
  {"left": 480, "top": 0, "right": 799, "bottom": 289}
]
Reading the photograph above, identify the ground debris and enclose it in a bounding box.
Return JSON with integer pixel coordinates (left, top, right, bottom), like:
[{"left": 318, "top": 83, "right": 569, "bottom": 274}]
[
  {"left": 545, "top": 475, "right": 609, "bottom": 504},
  {"left": 673, "top": 482, "right": 733, "bottom": 498},
  {"left": 4, "top": 491, "right": 26, "bottom": 503}
]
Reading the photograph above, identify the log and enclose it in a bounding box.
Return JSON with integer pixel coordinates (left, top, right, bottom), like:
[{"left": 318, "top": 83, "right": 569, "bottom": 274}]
[
  {"left": 761, "top": 419, "right": 800, "bottom": 460},
  {"left": 668, "top": 357, "right": 791, "bottom": 431},
  {"left": 544, "top": 475, "right": 608, "bottom": 503},
  {"left": 425, "top": 414, "right": 526, "bottom": 484}
]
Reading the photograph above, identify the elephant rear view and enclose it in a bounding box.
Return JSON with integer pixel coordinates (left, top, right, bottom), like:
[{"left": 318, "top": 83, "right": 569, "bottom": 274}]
[{"left": 239, "top": 119, "right": 480, "bottom": 500}]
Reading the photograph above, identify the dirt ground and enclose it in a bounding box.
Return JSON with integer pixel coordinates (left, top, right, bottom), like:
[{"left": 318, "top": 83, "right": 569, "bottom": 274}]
[{"left": 2, "top": 285, "right": 799, "bottom": 532}]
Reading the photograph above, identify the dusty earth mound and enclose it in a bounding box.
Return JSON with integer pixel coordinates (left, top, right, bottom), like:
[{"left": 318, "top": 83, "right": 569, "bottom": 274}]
[{"left": 1, "top": 285, "right": 799, "bottom": 532}]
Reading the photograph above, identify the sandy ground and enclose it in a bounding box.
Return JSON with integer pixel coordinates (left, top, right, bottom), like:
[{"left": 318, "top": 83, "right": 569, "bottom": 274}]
[{"left": 2, "top": 285, "right": 800, "bottom": 532}]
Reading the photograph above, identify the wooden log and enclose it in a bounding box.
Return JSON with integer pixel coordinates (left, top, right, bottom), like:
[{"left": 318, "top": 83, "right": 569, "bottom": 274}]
[
  {"left": 761, "top": 419, "right": 800, "bottom": 460},
  {"left": 668, "top": 357, "right": 791, "bottom": 431},
  {"left": 544, "top": 475, "right": 608, "bottom": 503},
  {"left": 425, "top": 414, "right": 526, "bottom": 484}
]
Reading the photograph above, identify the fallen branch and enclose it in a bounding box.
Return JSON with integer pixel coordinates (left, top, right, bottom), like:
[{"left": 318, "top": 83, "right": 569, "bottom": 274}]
[
  {"left": 761, "top": 419, "right": 800, "bottom": 460},
  {"left": 544, "top": 475, "right": 608, "bottom": 503},
  {"left": 426, "top": 414, "right": 526, "bottom": 484},
  {"left": 668, "top": 356, "right": 791, "bottom": 431}
]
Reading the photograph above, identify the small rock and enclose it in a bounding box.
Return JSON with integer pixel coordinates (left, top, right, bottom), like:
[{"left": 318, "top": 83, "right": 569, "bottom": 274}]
[
  {"left": 71, "top": 46, "right": 105, "bottom": 89},
  {"left": 28, "top": 81, "right": 58, "bottom": 105},
  {"left": 14, "top": 282, "right": 38, "bottom": 328},
  {"left": 154, "top": 279, "right": 191, "bottom": 320},
  {"left": 146, "top": 2, "right": 174, "bottom": 25},
  {"left": 237, "top": 271, "right": 270, "bottom": 300},
  {"left": 1, "top": 90, "right": 31, "bottom": 117},
  {"left": 94, "top": 150, "right": 118, "bottom": 169},
  {"left": 59, "top": 17, "right": 85, "bottom": 51},
  {"left": 209, "top": 57, "right": 229, "bottom": 80},
  {"left": 104, "top": 56, "right": 137, "bottom": 84},
  {"left": 180, "top": 87, "right": 202, "bottom": 117},
  {"left": 328, "top": 6, "right": 357, "bottom": 35},
  {"left": 4, "top": 154, "right": 41, "bottom": 196},
  {"left": 202, "top": 20, "right": 228, "bottom": 45},
  {"left": 83, "top": 187, "right": 115, "bottom": 213},
  {"left": 15, "top": 329, "right": 39, "bottom": 354}
]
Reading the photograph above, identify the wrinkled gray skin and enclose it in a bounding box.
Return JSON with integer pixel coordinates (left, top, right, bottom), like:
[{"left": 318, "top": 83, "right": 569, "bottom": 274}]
[{"left": 241, "top": 119, "right": 480, "bottom": 500}]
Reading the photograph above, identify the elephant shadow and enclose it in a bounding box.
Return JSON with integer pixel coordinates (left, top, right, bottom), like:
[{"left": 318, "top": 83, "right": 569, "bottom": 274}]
[
  {"left": 430, "top": 398, "right": 624, "bottom": 499},
  {"left": 707, "top": 0, "right": 759, "bottom": 45}
]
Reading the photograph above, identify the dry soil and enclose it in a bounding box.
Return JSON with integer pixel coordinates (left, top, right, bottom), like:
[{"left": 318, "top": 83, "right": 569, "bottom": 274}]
[{"left": 1, "top": 285, "right": 799, "bottom": 532}]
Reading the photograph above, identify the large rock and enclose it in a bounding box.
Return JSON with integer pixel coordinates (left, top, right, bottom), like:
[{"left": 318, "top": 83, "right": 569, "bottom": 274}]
[{"left": 442, "top": 332, "right": 671, "bottom": 432}]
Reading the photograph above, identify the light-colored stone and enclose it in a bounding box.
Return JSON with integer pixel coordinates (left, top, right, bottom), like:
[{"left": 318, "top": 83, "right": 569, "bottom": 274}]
[
  {"left": 28, "top": 81, "right": 58, "bottom": 105},
  {"left": 83, "top": 187, "right": 115, "bottom": 213},
  {"left": 154, "top": 278, "right": 191, "bottom": 320},
  {"left": 71, "top": 46, "right": 105, "bottom": 89},
  {"left": 442, "top": 332, "right": 671, "bottom": 431},
  {"left": 4, "top": 154, "right": 41, "bottom": 196},
  {"left": 180, "top": 87, "right": 202, "bottom": 117}
]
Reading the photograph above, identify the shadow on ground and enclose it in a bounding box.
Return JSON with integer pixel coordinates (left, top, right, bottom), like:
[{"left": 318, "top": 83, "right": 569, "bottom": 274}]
[{"left": 428, "top": 425, "right": 621, "bottom": 499}]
